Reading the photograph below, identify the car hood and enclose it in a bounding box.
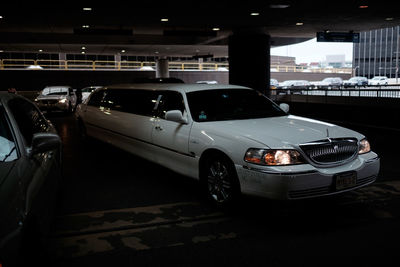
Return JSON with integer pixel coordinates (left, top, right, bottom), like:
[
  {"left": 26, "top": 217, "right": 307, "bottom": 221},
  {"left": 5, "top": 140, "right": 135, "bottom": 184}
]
[
  {"left": 37, "top": 95, "right": 66, "bottom": 100},
  {"left": 203, "top": 115, "right": 363, "bottom": 148}
]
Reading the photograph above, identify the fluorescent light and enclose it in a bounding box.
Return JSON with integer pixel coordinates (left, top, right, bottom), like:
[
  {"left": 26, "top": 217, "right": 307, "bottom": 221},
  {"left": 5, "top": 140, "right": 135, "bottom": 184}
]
[
  {"left": 250, "top": 12, "right": 260, "bottom": 16},
  {"left": 212, "top": 27, "right": 220, "bottom": 31},
  {"left": 296, "top": 22, "right": 304, "bottom": 26},
  {"left": 161, "top": 18, "right": 168, "bottom": 22},
  {"left": 270, "top": 4, "right": 290, "bottom": 8},
  {"left": 83, "top": 8, "right": 92, "bottom": 11},
  {"left": 82, "top": 25, "right": 90, "bottom": 28}
]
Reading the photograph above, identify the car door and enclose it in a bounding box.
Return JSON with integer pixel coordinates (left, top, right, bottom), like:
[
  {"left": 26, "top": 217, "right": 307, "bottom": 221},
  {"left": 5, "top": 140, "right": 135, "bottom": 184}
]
[
  {"left": 6, "top": 97, "right": 61, "bottom": 234},
  {"left": 151, "top": 91, "right": 193, "bottom": 174}
]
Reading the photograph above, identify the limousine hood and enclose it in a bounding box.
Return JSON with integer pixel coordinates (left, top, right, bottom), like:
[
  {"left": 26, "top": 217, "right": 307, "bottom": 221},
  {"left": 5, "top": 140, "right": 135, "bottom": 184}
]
[{"left": 203, "top": 115, "right": 363, "bottom": 148}]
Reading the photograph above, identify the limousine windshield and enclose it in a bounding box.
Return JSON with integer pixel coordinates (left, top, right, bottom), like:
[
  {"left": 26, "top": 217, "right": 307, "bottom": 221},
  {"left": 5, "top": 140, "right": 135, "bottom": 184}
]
[{"left": 186, "top": 89, "right": 287, "bottom": 122}]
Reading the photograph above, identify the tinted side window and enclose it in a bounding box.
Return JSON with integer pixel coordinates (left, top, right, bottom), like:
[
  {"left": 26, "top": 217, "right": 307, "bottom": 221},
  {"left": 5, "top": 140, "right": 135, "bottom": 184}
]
[
  {"left": 8, "top": 98, "right": 50, "bottom": 146},
  {"left": 88, "top": 89, "right": 106, "bottom": 107},
  {"left": 157, "top": 91, "right": 185, "bottom": 119},
  {"left": 102, "top": 89, "right": 158, "bottom": 116}
]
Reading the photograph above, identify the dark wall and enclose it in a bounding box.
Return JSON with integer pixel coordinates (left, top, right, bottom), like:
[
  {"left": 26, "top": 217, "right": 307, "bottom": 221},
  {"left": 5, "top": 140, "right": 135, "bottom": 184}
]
[
  {"left": 0, "top": 69, "right": 349, "bottom": 92},
  {"left": 0, "top": 70, "right": 229, "bottom": 91}
]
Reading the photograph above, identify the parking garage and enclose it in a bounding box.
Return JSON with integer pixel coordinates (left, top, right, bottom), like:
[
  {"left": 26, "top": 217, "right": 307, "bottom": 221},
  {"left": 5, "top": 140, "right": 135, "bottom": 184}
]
[{"left": 1, "top": 3, "right": 400, "bottom": 266}]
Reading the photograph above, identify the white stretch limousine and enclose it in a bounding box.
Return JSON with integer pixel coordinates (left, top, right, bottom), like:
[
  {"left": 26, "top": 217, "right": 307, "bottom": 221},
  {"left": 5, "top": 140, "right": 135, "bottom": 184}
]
[{"left": 76, "top": 84, "right": 380, "bottom": 205}]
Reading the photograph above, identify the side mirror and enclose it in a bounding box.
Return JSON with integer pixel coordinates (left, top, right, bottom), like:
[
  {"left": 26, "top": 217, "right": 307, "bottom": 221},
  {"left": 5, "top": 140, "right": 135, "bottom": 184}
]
[
  {"left": 279, "top": 103, "right": 290, "bottom": 113},
  {"left": 29, "top": 133, "right": 61, "bottom": 156},
  {"left": 165, "top": 110, "right": 188, "bottom": 124}
]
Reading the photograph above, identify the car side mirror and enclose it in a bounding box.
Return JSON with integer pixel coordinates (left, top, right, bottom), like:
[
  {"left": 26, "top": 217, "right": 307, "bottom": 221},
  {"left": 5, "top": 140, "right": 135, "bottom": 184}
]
[
  {"left": 279, "top": 103, "right": 290, "bottom": 113},
  {"left": 165, "top": 110, "right": 188, "bottom": 124},
  {"left": 29, "top": 133, "right": 61, "bottom": 156}
]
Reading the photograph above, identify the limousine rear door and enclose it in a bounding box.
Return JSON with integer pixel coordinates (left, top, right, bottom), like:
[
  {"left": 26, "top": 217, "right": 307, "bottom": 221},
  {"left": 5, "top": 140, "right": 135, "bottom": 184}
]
[{"left": 152, "top": 91, "right": 193, "bottom": 173}]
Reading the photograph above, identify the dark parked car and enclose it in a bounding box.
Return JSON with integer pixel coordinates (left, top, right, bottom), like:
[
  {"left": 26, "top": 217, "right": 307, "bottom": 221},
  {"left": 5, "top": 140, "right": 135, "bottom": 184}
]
[
  {"left": 343, "top": 77, "right": 368, "bottom": 88},
  {"left": 317, "top": 77, "right": 343, "bottom": 89},
  {"left": 0, "top": 93, "right": 62, "bottom": 266}
]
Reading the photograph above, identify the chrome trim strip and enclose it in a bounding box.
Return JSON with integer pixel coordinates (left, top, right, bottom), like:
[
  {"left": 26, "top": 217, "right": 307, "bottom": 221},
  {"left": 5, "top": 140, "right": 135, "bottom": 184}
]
[{"left": 242, "top": 165, "right": 318, "bottom": 175}]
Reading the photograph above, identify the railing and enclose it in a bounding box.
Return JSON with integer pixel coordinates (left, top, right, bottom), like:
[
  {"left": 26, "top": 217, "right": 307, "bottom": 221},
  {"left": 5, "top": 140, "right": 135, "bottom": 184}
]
[
  {"left": 0, "top": 59, "right": 229, "bottom": 71},
  {"left": 0, "top": 58, "right": 352, "bottom": 73},
  {"left": 272, "top": 86, "right": 400, "bottom": 99}
]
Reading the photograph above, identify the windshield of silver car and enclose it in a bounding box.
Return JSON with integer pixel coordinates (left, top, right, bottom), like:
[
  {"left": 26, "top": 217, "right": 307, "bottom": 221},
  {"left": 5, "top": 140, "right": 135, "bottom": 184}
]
[
  {"left": 186, "top": 89, "right": 287, "bottom": 122},
  {"left": 41, "top": 87, "right": 68, "bottom": 96}
]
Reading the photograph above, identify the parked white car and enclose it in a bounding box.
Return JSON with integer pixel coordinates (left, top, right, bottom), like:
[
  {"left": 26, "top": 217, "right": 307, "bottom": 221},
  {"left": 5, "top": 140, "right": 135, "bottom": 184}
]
[
  {"left": 76, "top": 84, "right": 380, "bottom": 205},
  {"left": 368, "top": 76, "right": 389, "bottom": 86},
  {"left": 35, "top": 86, "right": 77, "bottom": 113}
]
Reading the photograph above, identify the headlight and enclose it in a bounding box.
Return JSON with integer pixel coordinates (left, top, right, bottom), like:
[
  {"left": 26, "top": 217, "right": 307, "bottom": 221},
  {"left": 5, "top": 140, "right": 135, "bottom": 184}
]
[
  {"left": 244, "top": 148, "right": 305, "bottom": 166},
  {"left": 358, "top": 138, "right": 371, "bottom": 154},
  {"left": 59, "top": 98, "right": 67, "bottom": 104}
]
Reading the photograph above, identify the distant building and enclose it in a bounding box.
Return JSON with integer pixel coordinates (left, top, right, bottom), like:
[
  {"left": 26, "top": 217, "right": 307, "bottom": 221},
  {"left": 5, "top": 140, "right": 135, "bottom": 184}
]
[
  {"left": 353, "top": 26, "right": 400, "bottom": 78},
  {"left": 325, "top": 54, "right": 346, "bottom": 68},
  {"left": 270, "top": 55, "right": 296, "bottom": 66}
]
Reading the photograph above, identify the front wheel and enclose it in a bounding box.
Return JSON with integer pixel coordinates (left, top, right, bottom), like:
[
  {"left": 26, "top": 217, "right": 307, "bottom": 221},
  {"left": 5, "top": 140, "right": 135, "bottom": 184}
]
[{"left": 202, "top": 154, "right": 240, "bottom": 207}]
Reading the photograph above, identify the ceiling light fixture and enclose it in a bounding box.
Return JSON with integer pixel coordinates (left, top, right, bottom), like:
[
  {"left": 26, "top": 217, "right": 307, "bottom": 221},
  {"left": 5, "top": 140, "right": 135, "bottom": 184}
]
[
  {"left": 83, "top": 8, "right": 92, "bottom": 11},
  {"left": 38, "top": 49, "right": 43, "bottom": 52},
  {"left": 212, "top": 27, "right": 220, "bottom": 31},
  {"left": 121, "top": 50, "right": 126, "bottom": 53},
  {"left": 161, "top": 18, "right": 168, "bottom": 22},
  {"left": 385, "top": 17, "right": 394, "bottom": 21},
  {"left": 250, "top": 12, "right": 260, "bottom": 16},
  {"left": 81, "top": 51, "right": 85, "bottom": 54},
  {"left": 82, "top": 25, "right": 90, "bottom": 28},
  {"left": 81, "top": 46, "right": 86, "bottom": 50},
  {"left": 296, "top": 22, "right": 304, "bottom": 26},
  {"left": 359, "top": 5, "right": 368, "bottom": 8},
  {"left": 270, "top": 4, "right": 290, "bottom": 9}
]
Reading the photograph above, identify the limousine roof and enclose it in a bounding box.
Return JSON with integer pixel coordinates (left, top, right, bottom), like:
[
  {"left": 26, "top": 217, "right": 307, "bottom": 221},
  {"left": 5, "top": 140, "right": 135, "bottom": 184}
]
[{"left": 104, "top": 83, "right": 251, "bottom": 93}]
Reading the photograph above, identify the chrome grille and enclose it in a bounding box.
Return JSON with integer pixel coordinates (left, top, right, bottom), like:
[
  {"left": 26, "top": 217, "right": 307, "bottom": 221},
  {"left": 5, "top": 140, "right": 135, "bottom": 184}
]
[{"left": 300, "top": 138, "right": 358, "bottom": 165}]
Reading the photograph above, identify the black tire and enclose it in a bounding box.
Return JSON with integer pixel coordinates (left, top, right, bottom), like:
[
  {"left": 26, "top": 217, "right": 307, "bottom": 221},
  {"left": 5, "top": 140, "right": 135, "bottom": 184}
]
[{"left": 201, "top": 153, "right": 241, "bottom": 207}]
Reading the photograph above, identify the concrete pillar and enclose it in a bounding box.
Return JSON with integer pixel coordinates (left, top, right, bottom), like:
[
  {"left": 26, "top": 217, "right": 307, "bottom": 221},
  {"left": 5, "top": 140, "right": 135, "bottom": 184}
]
[
  {"left": 228, "top": 29, "right": 270, "bottom": 96},
  {"left": 156, "top": 57, "right": 170, "bottom": 78},
  {"left": 59, "top": 52, "right": 67, "bottom": 69}
]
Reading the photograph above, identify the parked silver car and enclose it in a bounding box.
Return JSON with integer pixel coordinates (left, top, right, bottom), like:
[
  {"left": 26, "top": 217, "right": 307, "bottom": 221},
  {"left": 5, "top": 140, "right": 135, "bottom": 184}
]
[
  {"left": 35, "top": 86, "right": 77, "bottom": 113},
  {"left": 0, "top": 93, "right": 62, "bottom": 266}
]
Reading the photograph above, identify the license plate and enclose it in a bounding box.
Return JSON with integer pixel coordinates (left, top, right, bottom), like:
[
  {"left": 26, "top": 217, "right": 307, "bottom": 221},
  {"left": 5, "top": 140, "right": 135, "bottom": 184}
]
[{"left": 335, "top": 172, "right": 357, "bottom": 190}]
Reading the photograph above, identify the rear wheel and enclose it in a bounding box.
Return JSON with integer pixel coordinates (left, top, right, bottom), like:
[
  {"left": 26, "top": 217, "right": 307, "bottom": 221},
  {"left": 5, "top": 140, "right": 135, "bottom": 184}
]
[{"left": 202, "top": 154, "right": 240, "bottom": 207}]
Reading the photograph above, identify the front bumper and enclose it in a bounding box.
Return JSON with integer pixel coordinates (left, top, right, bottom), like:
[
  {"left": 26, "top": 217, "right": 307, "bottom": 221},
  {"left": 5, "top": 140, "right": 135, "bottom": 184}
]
[
  {"left": 236, "top": 152, "right": 380, "bottom": 200},
  {"left": 36, "top": 100, "right": 69, "bottom": 111}
]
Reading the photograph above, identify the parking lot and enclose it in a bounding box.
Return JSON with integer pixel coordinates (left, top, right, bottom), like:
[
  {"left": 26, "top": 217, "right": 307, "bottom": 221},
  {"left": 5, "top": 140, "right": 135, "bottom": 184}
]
[{"left": 38, "top": 113, "right": 400, "bottom": 266}]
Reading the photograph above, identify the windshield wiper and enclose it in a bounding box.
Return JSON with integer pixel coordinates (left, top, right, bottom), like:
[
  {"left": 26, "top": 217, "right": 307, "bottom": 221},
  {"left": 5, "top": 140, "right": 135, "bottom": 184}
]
[{"left": 1, "top": 146, "right": 16, "bottom": 162}]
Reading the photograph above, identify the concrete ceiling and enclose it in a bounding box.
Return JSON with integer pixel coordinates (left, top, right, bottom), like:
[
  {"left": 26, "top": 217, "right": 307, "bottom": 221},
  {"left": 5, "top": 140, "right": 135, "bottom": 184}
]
[{"left": 0, "top": 1, "right": 399, "bottom": 57}]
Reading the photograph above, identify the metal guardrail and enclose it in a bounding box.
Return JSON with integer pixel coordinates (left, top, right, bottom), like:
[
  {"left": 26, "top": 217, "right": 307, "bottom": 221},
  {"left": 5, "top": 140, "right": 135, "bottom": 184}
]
[
  {"left": 273, "top": 86, "right": 400, "bottom": 99},
  {"left": 0, "top": 59, "right": 229, "bottom": 71},
  {"left": 0, "top": 58, "right": 352, "bottom": 73}
]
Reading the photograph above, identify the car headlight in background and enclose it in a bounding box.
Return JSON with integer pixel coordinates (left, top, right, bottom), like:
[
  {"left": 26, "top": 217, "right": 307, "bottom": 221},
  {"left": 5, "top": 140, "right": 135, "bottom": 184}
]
[
  {"left": 358, "top": 138, "right": 371, "bottom": 154},
  {"left": 59, "top": 98, "right": 67, "bottom": 104},
  {"left": 245, "top": 148, "right": 305, "bottom": 166}
]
